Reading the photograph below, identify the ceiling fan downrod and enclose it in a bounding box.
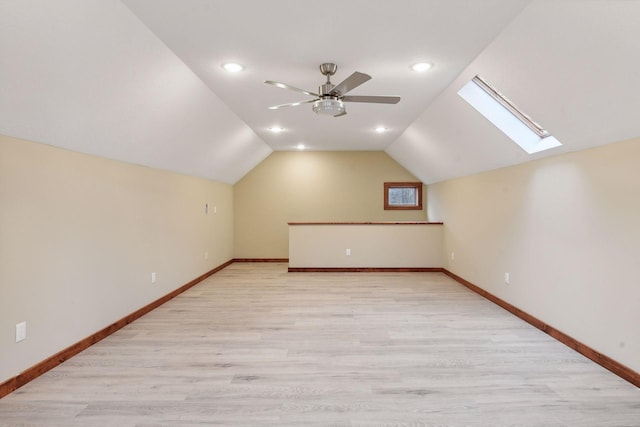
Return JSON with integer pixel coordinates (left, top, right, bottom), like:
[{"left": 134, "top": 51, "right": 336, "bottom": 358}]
[{"left": 318, "top": 63, "right": 338, "bottom": 96}]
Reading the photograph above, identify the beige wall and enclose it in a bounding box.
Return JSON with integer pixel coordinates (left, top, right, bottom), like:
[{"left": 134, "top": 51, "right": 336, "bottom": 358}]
[
  {"left": 234, "top": 151, "right": 427, "bottom": 259},
  {"left": 0, "top": 134, "right": 234, "bottom": 384},
  {"left": 289, "top": 224, "right": 443, "bottom": 268},
  {"left": 428, "top": 137, "right": 640, "bottom": 372}
]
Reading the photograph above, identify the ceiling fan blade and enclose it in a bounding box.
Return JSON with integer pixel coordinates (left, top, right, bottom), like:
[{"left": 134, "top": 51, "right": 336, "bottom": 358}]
[
  {"left": 264, "top": 80, "right": 318, "bottom": 97},
  {"left": 329, "top": 72, "right": 371, "bottom": 96},
  {"left": 342, "top": 95, "right": 401, "bottom": 104},
  {"left": 267, "top": 98, "right": 318, "bottom": 110}
]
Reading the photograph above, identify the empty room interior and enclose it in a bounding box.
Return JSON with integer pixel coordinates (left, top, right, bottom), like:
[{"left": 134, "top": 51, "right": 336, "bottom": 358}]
[{"left": 1, "top": 0, "right": 639, "bottom": 425}]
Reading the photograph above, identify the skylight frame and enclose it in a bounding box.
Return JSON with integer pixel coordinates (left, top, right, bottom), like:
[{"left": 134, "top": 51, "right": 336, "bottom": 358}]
[
  {"left": 471, "top": 76, "right": 549, "bottom": 138},
  {"left": 458, "top": 75, "right": 562, "bottom": 154}
]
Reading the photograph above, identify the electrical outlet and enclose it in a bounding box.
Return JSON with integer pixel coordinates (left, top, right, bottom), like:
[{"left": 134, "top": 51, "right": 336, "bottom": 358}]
[
  {"left": 213, "top": 206, "right": 217, "bottom": 214},
  {"left": 505, "top": 272, "right": 510, "bottom": 284},
  {"left": 205, "top": 251, "right": 209, "bottom": 260},
  {"left": 16, "top": 321, "right": 26, "bottom": 343},
  {"left": 151, "top": 272, "right": 157, "bottom": 284},
  {"left": 451, "top": 251, "right": 455, "bottom": 260},
  {"left": 345, "top": 248, "right": 351, "bottom": 256}
]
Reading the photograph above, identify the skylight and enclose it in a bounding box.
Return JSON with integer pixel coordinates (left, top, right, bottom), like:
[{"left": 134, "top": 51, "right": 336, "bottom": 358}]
[{"left": 458, "top": 75, "right": 562, "bottom": 154}]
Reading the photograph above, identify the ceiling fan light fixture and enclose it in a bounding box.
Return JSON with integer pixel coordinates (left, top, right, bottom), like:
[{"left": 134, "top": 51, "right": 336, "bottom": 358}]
[
  {"left": 312, "top": 99, "right": 345, "bottom": 116},
  {"left": 265, "top": 63, "right": 400, "bottom": 117}
]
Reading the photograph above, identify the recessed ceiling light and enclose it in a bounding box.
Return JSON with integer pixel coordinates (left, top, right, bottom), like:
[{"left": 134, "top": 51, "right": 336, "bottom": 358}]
[
  {"left": 296, "top": 143, "right": 305, "bottom": 150},
  {"left": 269, "top": 126, "right": 284, "bottom": 133},
  {"left": 221, "top": 62, "right": 244, "bottom": 73},
  {"left": 411, "top": 62, "right": 432, "bottom": 72},
  {"left": 375, "top": 126, "right": 387, "bottom": 133}
]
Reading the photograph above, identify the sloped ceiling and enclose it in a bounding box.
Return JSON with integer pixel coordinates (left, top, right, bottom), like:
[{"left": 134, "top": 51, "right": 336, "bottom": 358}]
[
  {"left": 1, "top": 1, "right": 639, "bottom": 184},
  {"left": 387, "top": 1, "right": 640, "bottom": 184},
  {"left": 0, "top": 0, "right": 271, "bottom": 184}
]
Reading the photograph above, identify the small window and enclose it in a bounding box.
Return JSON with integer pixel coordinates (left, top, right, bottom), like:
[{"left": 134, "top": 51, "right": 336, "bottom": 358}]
[{"left": 384, "top": 182, "right": 422, "bottom": 210}]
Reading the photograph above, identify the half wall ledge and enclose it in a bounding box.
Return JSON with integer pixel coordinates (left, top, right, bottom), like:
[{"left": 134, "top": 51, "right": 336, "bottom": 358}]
[{"left": 288, "top": 221, "right": 444, "bottom": 270}]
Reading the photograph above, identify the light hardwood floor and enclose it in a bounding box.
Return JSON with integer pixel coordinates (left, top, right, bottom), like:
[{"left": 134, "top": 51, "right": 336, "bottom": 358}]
[{"left": 1, "top": 263, "right": 638, "bottom": 426}]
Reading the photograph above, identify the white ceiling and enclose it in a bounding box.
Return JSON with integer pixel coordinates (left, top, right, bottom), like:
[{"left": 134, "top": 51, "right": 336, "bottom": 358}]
[
  {"left": 122, "top": 0, "right": 529, "bottom": 152},
  {"left": 1, "top": 1, "right": 639, "bottom": 184}
]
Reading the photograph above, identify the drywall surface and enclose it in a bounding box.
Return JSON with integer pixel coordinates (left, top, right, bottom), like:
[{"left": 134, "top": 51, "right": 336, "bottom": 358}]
[
  {"left": 233, "top": 151, "right": 426, "bottom": 259},
  {"left": 0, "top": 134, "right": 233, "bottom": 383},
  {"left": 289, "top": 223, "right": 443, "bottom": 268},
  {"left": 427, "top": 137, "right": 640, "bottom": 372}
]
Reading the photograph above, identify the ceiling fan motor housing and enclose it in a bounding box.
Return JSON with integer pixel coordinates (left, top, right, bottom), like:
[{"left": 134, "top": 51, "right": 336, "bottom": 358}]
[{"left": 319, "top": 82, "right": 336, "bottom": 96}]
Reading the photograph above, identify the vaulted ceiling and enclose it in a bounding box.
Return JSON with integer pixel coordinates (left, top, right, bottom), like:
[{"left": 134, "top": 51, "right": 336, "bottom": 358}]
[{"left": 1, "top": 1, "right": 639, "bottom": 184}]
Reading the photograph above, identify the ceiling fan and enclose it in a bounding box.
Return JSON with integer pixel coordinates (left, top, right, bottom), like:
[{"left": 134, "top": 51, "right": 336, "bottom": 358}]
[{"left": 265, "top": 63, "right": 400, "bottom": 117}]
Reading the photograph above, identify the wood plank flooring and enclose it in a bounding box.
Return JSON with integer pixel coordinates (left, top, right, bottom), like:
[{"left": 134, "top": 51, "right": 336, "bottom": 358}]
[{"left": 1, "top": 263, "right": 638, "bottom": 426}]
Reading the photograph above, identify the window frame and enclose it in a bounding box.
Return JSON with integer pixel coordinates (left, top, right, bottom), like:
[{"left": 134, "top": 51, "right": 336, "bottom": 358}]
[{"left": 384, "top": 182, "right": 423, "bottom": 210}]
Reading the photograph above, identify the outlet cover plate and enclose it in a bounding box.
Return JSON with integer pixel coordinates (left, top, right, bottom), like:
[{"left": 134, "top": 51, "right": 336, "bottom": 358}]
[{"left": 16, "top": 321, "right": 26, "bottom": 342}]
